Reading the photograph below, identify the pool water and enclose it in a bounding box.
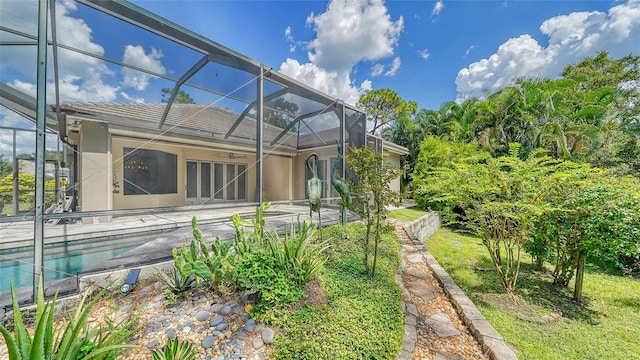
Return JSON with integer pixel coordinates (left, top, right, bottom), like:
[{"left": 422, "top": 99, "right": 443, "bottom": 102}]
[{"left": 0, "top": 232, "right": 169, "bottom": 291}]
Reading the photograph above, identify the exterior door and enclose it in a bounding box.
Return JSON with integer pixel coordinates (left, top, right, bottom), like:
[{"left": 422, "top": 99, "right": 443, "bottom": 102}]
[
  {"left": 186, "top": 161, "right": 212, "bottom": 204},
  {"left": 212, "top": 162, "right": 247, "bottom": 201}
]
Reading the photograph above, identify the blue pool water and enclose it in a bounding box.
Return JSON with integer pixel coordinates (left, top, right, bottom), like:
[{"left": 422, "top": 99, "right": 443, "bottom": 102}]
[{"left": 0, "top": 232, "right": 169, "bottom": 291}]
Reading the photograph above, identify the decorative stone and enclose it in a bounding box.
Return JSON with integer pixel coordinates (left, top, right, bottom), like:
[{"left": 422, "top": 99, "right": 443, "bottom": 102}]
[
  {"left": 261, "top": 328, "right": 274, "bottom": 344},
  {"left": 210, "top": 315, "right": 224, "bottom": 327},
  {"left": 252, "top": 337, "right": 264, "bottom": 349},
  {"left": 220, "top": 305, "right": 233, "bottom": 316},
  {"left": 166, "top": 328, "right": 177, "bottom": 340},
  {"left": 202, "top": 336, "right": 216, "bottom": 349},
  {"left": 196, "top": 310, "right": 211, "bottom": 321},
  {"left": 216, "top": 323, "right": 228, "bottom": 331},
  {"left": 146, "top": 339, "right": 159, "bottom": 349},
  {"left": 244, "top": 319, "right": 256, "bottom": 332},
  {"left": 119, "top": 304, "right": 133, "bottom": 313},
  {"left": 426, "top": 313, "right": 461, "bottom": 338}
]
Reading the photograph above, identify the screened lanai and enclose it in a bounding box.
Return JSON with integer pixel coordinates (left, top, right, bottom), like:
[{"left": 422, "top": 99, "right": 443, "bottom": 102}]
[{"left": 0, "top": 0, "right": 369, "bottom": 301}]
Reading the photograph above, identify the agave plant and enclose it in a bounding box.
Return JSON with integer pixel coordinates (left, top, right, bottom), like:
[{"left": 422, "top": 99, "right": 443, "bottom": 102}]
[
  {"left": 0, "top": 276, "right": 139, "bottom": 360},
  {"left": 151, "top": 337, "right": 196, "bottom": 360},
  {"left": 157, "top": 266, "right": 196, "bottom": 296}
]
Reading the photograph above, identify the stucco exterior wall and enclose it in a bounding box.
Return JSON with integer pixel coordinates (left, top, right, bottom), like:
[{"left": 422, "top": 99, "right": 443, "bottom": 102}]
[
  {"left": 111, "top": 137, "right": 258, "bottom": 210},
  {"left": 78, "top": 121, "right": 112, "bottom": 223},
  {"left": 263, "top": 155, "right": 293, "bottom": 201}
]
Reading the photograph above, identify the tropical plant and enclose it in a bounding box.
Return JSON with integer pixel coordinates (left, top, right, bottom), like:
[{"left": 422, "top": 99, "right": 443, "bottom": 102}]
[
  {"left": 235, "top": 217, "right": 326, "bottom": 314},
  {"left": 345, "top": 145, "right": 401, "bottom": 277},
  {"left": 157, "top": 266, "right": 196, "bottom": 298},
  {"left": 416, "top": 143, "right": 553, "bottom": 295},
  {"left": 151, "top": 338, "right": 197, "bottom": 360},
  {"left": 264, "top": 218, "right": 326, "bottom": 286},
  {"left": 0, "top": 277, "right": 138, "bottom": 360},
  {"left": 172, "top": 217, "right": 235, "bottom": 290},
  {"left": 529, "top": 166, "right": 640, "bottom": 300}
]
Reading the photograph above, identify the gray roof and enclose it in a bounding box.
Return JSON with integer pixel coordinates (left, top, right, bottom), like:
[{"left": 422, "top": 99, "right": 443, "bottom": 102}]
[{"left": 61, "top": 102, "right": 300, "bottom": 149}]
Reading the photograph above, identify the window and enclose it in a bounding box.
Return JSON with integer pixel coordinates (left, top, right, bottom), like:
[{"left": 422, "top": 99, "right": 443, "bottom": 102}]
[{"left": 123, "top": 148, "right": 177, "bottom": 195}]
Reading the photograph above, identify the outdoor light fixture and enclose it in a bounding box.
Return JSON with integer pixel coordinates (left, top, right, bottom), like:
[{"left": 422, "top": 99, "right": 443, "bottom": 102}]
[{"left": 120, "top": 268, "right": 141, "bottom": 294}]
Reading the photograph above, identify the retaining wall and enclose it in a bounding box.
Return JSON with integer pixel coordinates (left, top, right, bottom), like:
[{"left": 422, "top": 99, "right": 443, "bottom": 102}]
[{"left": 403, "top": 212, "right": 518, "bottom": 360}]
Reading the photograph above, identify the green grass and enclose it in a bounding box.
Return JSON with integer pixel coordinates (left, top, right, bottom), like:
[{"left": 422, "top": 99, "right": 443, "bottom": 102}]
[
  {"left": 427, "top": 228, "right": 640, "bottom": 360},
  {"left": 271, "top": 224, "right": 404, "bottom": 360},
  {"left": 387, "top": 207, "right": 427, "bottom": 222}
]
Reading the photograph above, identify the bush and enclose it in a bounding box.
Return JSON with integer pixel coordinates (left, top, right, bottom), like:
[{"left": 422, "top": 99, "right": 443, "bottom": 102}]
[
  {"left": 151, "top": 338, "right": 196, "bottom": 360},
  {"left": 0, "top": 173, "right": 66, "bottom": 212},
  {"left": 0, "top": 277, "right": 138, "bottom": 360}
]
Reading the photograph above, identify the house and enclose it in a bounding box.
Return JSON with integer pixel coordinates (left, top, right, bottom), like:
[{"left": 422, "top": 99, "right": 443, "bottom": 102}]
[
  {"left": 57, "top": 101, "right": 407, "bottom": 223},
  {"left": 0, "top": 0, "right": 407, "bottom": 224}
]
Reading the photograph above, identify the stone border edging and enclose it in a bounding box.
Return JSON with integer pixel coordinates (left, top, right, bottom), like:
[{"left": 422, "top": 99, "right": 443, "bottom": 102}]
[{"left": 403, "top": 213, "right": 518, "bottom": 360}]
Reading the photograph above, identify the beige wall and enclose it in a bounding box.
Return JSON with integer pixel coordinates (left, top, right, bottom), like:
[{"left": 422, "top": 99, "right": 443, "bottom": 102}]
[
  {"left": 112, "top": 138, "right": 185, "bottom": 209},
  {"left": 111, "top": 137, "right": 259, "bottom": 210},
  {"left": 78, "top": 121, "right": 112, "bottom": 222},
  {"left": 263, "top": 155, "right": 293, "bottom": 201},
  {"left": 384, "top": 151, "right": 402, "bottom": 194}
]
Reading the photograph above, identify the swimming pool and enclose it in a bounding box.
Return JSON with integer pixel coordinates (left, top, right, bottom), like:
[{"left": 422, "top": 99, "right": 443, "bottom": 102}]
[{"left": 0, "top": 230, "right": 173, "bottom": 291}]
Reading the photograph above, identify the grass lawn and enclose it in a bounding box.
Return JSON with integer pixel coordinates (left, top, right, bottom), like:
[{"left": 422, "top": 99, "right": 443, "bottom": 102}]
[
  {"left": 271, "top": 224, "right": 404, "bottom": 360},
  {"left": 387, "top": 207, "right": 427, "bottom": 222},
  {"left": 427, "top": 228, "right": 640, "bottom": 360}
]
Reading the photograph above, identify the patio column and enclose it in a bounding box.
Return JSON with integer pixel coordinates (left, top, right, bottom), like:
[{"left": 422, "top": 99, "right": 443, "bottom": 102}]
[
  {"left": 33, "top": 0, "right": 48, "bottom": 301},
  {"left": 256, "top": 66, "right": 264, "bottom": 204}
]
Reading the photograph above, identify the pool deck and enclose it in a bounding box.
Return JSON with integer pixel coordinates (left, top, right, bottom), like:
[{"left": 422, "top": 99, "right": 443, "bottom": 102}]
[{"left": 0, "top": 203, "right": 355, "bottom": 309}]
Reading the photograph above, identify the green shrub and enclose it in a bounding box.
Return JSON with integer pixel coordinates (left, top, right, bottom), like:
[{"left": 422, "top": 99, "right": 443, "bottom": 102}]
[
  {"left": 236, "top": 218, "right": 326, "bottom": 317},
  {"left": 0, "top": 173, "right": 66, "bottom": 212},
  {"left": 271, "top": 224, "right": 403, "bottom": 360},
  {"left": 0, "top": 277, "right": 138, "bottom": 360},
  {"left": 151, "top": 338, "right": 196, "bottom": 360},
  {"left": 265, "top": 219, "right": 326, "bottom": 286},
  {"left": 236, "top": 250, "right": 304, "bottom": 312}
]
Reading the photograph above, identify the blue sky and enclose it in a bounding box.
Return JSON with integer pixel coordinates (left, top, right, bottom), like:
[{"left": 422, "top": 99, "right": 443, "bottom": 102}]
[
  {"left": 0, "top": 0, "right": 639, "bottom": 157},
  {"left": 130, "top": 0, "right": 639, "bottom": 110}
]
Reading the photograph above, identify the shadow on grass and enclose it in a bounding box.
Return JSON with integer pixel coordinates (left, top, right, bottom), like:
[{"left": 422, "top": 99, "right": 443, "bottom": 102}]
[
  {"left": 614, "top": 297, "right": 640, "bottom": 310},
  {"left": 458, "top": 261, "right": 600, "bottom": 324}
]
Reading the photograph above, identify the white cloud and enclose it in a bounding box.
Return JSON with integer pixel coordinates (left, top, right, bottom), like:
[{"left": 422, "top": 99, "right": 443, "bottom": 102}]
[
  {"left": 0, "top": 0, "right": 119, "bottom": 103},
  {"left": 384, "top": 57, "right": 401, "bottom": 76},
  {"left": 432, "top": 1, "right": 444, "bottom": 17},
  {"left": 305, "top": 0, "right": 403, "bottom": 72},
  {"left": 281, "top": 0, "right": 402, "bottom": 105},
  {"left": 371, "top": 63, "right": 385, "bottom": 77},
  {"left": 464, "top": 45, "right": 477, "bottom": 58},
  {"left": 280, "top": 58, "right": 372, "bottom": 105},
  {"left": 120, "top": 92, "right": 146, "bottom": 103},
  {"left": 419, "top": 49, "right": 430, "bottom": 60},
  {"left": 456, "top": 0, "right": 640, "bottom": 100},
  {"left": 121, "top": 45, "right": 165, "bottom": 91},
  {"left": 285, "top": 26, "right": 303, "bottom": 53}
]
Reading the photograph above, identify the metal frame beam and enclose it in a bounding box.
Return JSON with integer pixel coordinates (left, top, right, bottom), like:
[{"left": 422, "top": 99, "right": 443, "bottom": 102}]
[
  {"left": 256, "top": 66, "right": 264, "bottom": 204},
  {"left": 270, "top": 102, "right": 336, "bottom": 146},
  {"left": 224, "top": 88, "right": 288, "bottom": 139},
  {"left": 158, "top": 54, "right": 210, "bottom": 129},
  {"left": 33, "top": 0, "right": 48, "bottom": 301}
]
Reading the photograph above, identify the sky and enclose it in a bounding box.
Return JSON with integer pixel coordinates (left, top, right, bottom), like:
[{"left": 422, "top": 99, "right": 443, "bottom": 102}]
[
  {"left": 129, "top": 0, "right": 640, "bottom": 110},
  {"left": 0, "top": 0, "right": 639, "bottom": 157}
]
